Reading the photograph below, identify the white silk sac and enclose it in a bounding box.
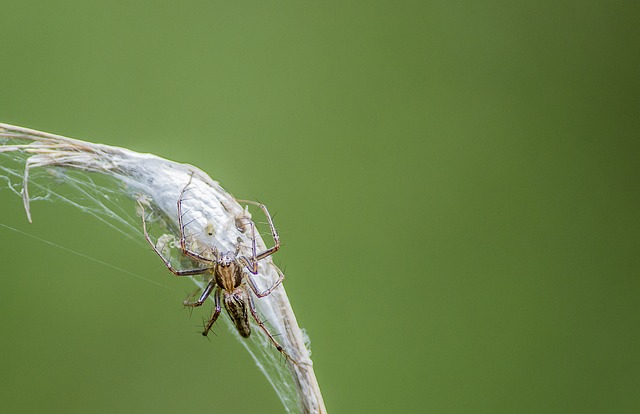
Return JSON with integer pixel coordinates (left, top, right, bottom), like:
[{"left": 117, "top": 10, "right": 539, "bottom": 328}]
[{"left": 0, "top": 123, "right": 326, "bottom": 414}]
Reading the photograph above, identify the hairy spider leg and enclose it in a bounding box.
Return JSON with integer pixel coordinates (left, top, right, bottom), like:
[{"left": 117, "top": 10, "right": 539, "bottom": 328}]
[
  {"left": 232, "top": 218, "right": 284, "bottom": 297},
  {"left": 244, "top": 265, "right": 285, "bottom": 298},
  {"left": 247, "top": 293, "right": 295, "bottom": 363},
  {"left": 183, "top": 278, "right": 216, "bottom": 307},
  {"left": 236, "top": 199, "right": 281, "bottom": 270},
  {"left": 201, "top": 288, "right": 222, "bottom": 336},
  {"left": 139, "top": 202, "right": 212, "bottom": 277}
]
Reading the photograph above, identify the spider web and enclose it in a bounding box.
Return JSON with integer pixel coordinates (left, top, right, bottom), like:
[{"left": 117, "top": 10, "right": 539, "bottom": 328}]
[{"left": 0, "top": 124, "right": 321, "bottom": 413}]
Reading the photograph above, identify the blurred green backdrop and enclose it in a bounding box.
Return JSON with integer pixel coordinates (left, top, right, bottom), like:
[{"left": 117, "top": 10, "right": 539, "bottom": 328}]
[{"left": 1, "top": 1, "right": 639, "bottom": 413}]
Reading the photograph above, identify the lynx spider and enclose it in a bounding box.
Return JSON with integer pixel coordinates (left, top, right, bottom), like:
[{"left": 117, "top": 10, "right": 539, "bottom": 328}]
[{"left": 138, "top": 177, "right": 293, "bottom": 363}]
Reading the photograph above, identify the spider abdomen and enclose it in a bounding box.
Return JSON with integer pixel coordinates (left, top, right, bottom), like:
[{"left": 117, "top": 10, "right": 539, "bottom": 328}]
[{"left": 223, "top": 289, "right": 251, "bottom": 338}]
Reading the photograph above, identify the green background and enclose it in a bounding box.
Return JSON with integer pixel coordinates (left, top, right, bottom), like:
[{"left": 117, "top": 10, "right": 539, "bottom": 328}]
[{"left": 1, "top": 1, "right": 639, "bottom": 413}]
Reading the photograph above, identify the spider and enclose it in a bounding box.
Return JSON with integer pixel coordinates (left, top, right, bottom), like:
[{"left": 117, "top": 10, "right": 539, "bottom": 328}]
[{"left": 138, "top": 179, "right": 293, "bottom": 363}]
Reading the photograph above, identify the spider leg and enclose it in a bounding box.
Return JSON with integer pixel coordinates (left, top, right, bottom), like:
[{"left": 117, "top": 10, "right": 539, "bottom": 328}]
[
  {"left": 247, "top": 293, "right": 296, "bottom": 365},
  {"left": 177, "top": 175, "right": 217, "bottom": 264},
  {"left": 138, "top": 201, "right": 211, "bottom": 277},
  {"left": 202, "top": 288, "right": 222, "bottom": 336},
  {"left": 183, "top": 279, "right": 216, "bottom": 307},
  {"left": 236, "top": 199, "right": 280, "bottom": 264},
  {"left": 244, "top": 265, "right": 285, "bottom": 298},
  {"left": 244, "top": 220, "right": 259, "bottom": 274}
]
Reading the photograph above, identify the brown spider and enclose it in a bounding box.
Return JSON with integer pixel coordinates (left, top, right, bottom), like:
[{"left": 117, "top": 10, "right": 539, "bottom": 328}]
[{"left": 138, "top": 180, "right": 292, "bottom": 363}]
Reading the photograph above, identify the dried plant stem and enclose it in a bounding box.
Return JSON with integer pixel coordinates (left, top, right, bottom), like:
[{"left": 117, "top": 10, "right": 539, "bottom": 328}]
[{"left": 0, "top": 123, "right": 326, "bottom": 414}]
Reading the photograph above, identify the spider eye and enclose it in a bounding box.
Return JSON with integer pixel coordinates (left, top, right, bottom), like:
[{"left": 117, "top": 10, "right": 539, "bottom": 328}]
[{"left": 217, "top": 251, "right": 235, "bottom": 267}]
